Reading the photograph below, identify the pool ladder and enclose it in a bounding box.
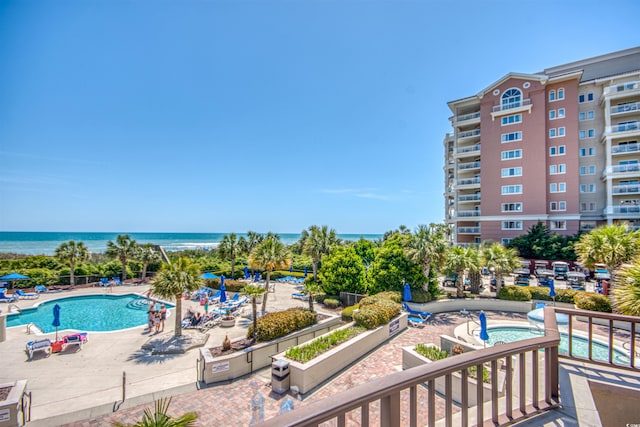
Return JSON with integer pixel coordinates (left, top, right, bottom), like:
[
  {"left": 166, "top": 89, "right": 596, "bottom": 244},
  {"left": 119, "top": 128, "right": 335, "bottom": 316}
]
[
  {"left": 9, "top": 303, "right": 21, "bottom": 313},
  {"left": 26, "top": 322, "right": 43, "bottom": 335}
]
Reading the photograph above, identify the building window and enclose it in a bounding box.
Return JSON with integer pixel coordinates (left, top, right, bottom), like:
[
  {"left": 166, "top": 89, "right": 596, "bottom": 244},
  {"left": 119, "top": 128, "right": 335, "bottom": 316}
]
[
  {"left": 501, "top": 149, "right": 523, "bottom": 160},
  {"left": 549, "top": 129, "right": 556, "bottom": 138},
  {"left": 549, "top": 110, "right": 556, "bottom": 120},
  {"left": 579, "top": 92, "right": 594, "bottom": 103},
  {"left": 558, "top": 108, "right": 565, "bottom": 118},
  {"left": 558, "top": 88, "right": 565, "bottom": 99},
  {"left": 549, "top": 90, "right": 555, "bottom": 101},
  {"left": 502, "top": 167, "right": 523, "bottom": 177},
  {"left": 579, "top": 130, "right": 585, "bottom": 139},
  {"left": 588, "top": 129, "right": 595, "bottom": 138},
  {"left": 588, "top": 93, "right": 594, "bottom": 102},
  {"left": 549, "top": 164, "right": 566, "bottom": 174},
  {"left": 580, "top": 202, "right": 596, "bottom": 212},
  {"left": 502, "top": 221, "right": 523, "bottom": 230},
  {"left": 550, "top": 145, "right": 566, "bottom": 156},
  {"left": 501, "top": 114, "right": 522, "bottom": 125},
  {"left": 580, "top": 221, "right": 597, "bottom": 231},
  {"left": 501, "top": 185, "right": 522, "bottom": 194},
  {"left": 550, "top": 221, "right": 567, "bottom": 230},
  {"left": 502, "top": 88, "right": 522, "bottom": 109},
  {"left": 580, "top": 147, "right": 595, "bottom": 157},
  {"left": 502, "top": 238, "right": 512, "bottom": 245},
  {"left": 558, "top": 127, "right": 565, "bottom": 136},
  {"left": 579, "top": 112, "right": 585, "bottom": 121},
  {"left": 550, "top": 183, "right": 566, "bottom": 193},
  {"left": 501, "top": 132, "right": 522, "bottom": 142},
  {"left": 580, "top": 184, "right": 596, "bottom": 193},
  {"left": 550, "top": 201, "right": 567, "bottom": 211},
  {"left": 588, "top": 111, "right": 594, "bottom": 120},
  {"left": 580, "top": 165, "right": 596, "bottom": 175},
  {"left": 502, "top": 202, "right": 523, "bottom": 212}
]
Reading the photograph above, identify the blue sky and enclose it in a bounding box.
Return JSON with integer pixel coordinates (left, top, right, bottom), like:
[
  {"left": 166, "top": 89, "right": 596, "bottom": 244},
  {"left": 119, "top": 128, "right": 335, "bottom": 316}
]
[{"left": 1, "top": 0, "right": 639, "bottom": 234}]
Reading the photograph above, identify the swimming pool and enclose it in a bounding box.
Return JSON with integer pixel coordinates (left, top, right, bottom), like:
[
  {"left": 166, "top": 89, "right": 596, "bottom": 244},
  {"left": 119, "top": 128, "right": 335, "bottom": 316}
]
[
  {"left": 486, "top": 325, "right": 630, "bottom": 365},
  {"left": 7, "top": 294, "right": 174, "bottom": 333}
]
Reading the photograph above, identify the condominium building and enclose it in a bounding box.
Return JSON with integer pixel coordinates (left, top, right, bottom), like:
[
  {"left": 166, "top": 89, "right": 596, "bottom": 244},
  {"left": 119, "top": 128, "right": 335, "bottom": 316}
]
[{"left": 444, "top": 47, "right": 640, "bottom": 246}]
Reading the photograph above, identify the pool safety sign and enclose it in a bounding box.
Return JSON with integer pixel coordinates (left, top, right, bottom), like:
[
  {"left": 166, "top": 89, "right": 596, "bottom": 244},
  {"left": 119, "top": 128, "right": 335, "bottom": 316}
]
[
  {"left": 212, "top": 361, "right": 230, "bottom": 373},
  {"left": 389, "top": 318, "right": 400, "bottom": 336}
]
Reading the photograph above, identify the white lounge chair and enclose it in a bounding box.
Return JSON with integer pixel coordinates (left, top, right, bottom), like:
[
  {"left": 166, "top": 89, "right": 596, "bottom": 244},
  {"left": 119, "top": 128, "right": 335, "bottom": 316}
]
[{"left": 26, "top": 339, "right": 52, "bottom": 360}]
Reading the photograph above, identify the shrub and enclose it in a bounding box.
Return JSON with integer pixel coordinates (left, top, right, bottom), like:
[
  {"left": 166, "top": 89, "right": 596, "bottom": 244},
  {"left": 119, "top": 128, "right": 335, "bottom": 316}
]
[
  {"left": 498, "top": 286, "right": 531, "bottom": 301},
  {"left": 575, "top": 293, "right": 612, "bottom": 313},
  {"left": 323, "top": 298, "right": 341, "bottom": 309},
  {"left": 341, "top": 304, "right": 360, "bottom": 321},
  {"left": 555, "top": 289, "right": 579, "bottom": 304},
  {"left": 248, "top": 308, "right": 317, "bottom": 341},
  {"left": 411, "top": 288, "right": 432, "bottom": 303},
  {"left": 352, "top": 297, "right": 401, "bottom": 329},
  {"left": 529, "top": 287, "right": 552, "bottom": 301},
  {"left": 415, "top": 344, "right": 448, "bottom": 360},
  {"left": 285, "top": 326, "right": 365, "bottom": 363}
]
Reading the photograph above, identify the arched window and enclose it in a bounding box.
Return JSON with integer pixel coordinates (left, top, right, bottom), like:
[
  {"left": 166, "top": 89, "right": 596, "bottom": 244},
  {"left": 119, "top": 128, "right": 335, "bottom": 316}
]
[{"left": 502, "top": 89, "right": 522, "bottom": 109}]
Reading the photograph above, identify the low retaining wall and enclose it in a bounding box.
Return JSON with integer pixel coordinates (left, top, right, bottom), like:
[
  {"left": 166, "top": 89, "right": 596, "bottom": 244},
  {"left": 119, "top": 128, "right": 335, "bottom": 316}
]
[
  {"left": 405, "top": 299, "right": 574, "bottom": 315},
  {"left": 275, "top": 313, "right": 408, "bottom": 394},
  {"left": 199, "top": 314, "right": 341, "bottom": 384},
  {"left": 0, "top": 380, "right": 27, "bottom": 427}
]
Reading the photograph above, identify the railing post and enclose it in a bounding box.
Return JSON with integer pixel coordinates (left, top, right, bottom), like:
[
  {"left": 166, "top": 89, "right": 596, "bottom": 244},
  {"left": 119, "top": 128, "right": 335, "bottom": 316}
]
[
  {"left": 461, "top": 370, "right": 468, "bottom": 427},
  {"left": 380, "top": 391, "right": 400, "bottom": 427}
]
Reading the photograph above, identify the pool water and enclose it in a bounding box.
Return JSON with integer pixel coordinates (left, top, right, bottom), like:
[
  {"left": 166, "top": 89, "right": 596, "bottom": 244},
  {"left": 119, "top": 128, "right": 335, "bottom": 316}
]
[
  {"left": 7, "top": 294, "right": 174, "bottom": 333},
  {"left": 487, "top": 326, "right": 630, "bottom": 365}
]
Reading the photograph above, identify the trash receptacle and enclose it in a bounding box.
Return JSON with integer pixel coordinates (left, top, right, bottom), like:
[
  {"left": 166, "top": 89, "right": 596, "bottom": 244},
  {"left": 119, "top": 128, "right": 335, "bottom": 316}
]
[{"left": 271, "top": 359, "right": 290, "bottom": 394}]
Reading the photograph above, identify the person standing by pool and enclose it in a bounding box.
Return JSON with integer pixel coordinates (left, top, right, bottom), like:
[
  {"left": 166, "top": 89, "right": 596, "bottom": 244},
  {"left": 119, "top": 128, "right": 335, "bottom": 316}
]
[
  {"left": 203, "top": 295, "right": 209, "bottom": 314},
  {"left": 147, "top": 305, "right": 155, "bottom": 332},
  {"left": 159, "top": 304, "right": 167, "bottom": 332}
]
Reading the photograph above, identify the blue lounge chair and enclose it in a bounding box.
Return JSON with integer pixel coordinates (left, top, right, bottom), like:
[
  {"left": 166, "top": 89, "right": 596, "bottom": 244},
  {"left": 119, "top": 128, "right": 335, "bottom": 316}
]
[
  {"left": 402, "top": 303, "right": 432, "bottom": 321},
  {"left": 35, "top": 285, "right": 47, "bottom": 293},
  {"left": 0, "top": 290, "right": 18, "bottom": 303},
  {"left": 408, "top": 316, "right": 426, "bottom": 328},
  {"left": 112, "top": 277, "right": 123, "bottom": 285},
  {"left": 15, "top": 289, "right": 39, "bottom": 299},
  {"left": 292, "top": 292, "right": 308, "bottom": 301},
  {"left": 99, "top": 278, "right": 110, "bottom": 287}
]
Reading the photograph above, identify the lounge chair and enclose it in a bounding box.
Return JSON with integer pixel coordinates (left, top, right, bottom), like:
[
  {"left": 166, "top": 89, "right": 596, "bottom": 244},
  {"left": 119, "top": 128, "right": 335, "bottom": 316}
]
[
  {"left": 26, "top": 338, "right": 52, "bottom": 360},
  {"left": 0, "top": 291, "right": 18, "bottom": 303},
  {"left": 112, "top": 277, "right": 123, "bottom": 286},
  {"left": 402, "top": 303, "right": 432, "bottom": 321},
  {"left": 292, "top": 292, "right": 309, "bottom": 301},
  {"left": 408, "top": 316, "right": 426, "bottom": 328},
  {"left": 62, "top": 332, "right": 88, "bottom": 351},
  {"left": 99, "top": 278, "right": 111, "bottom": 287},
  {"left": 15, "top": 289, "right": 39, "bottom": 299}
]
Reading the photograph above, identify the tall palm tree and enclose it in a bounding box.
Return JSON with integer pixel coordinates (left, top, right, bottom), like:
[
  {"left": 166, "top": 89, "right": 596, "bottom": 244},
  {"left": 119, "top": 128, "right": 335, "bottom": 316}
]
[
  {"left": 445, "top": 246, "right": 480, "bottom": 297},
  {"left": 302, "top": 279, "right": 323, "bottom": 312},
  {"left": 55, "top": 240, "right": 89, "bottom": 287},
  {"left": 106, "top": 234, "right": 139, "bottom": 281},
  {"left": 614, "top": 259, "right": 640, "bottom": 316},
  {"left": 151, "top": 258, "right": 202, "bottom": 337},
  {"left": 574, "top": 224, "right": 640, "bottom": 272},
  {"left": 113, "top": 397, "right": 197, "bottom": 427},
  {"left": 300, "top": 225, "right": 340, "bottom": 279},
  {"left": 481, "top": 243, "right": 521, "bottom": 295},
  {"left": 138, "top": 244, "right": 162, "bottom": 282},
  {"left": 218, "top": 233, "right": 241, "bottom": 278},
  {"left": 407, "top": 224, "right": 449, "bottom": 280},
  {"left": 249, "top": 237, "right": 291, "bottom": 312},
  {"left": 239, "top": 231, "right": 263, "bottom": 271},
  {"left": 241, "top": 283, "right": 266, "bottom": 340}
]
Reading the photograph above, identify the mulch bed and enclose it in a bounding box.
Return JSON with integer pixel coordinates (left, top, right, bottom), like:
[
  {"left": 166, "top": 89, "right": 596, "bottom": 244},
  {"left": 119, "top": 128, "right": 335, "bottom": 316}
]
[
  {"left": 0, "top": 386, "right": 12, "bottom": 401},
  {"left": 209, "top": 338, "right": 255, "bottom": 357}
]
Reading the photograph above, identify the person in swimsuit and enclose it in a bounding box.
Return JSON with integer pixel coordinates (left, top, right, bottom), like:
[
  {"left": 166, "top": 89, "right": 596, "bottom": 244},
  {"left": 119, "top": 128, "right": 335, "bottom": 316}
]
[{"left": 159, "top": 304, "right": 167, "bottom": 332}]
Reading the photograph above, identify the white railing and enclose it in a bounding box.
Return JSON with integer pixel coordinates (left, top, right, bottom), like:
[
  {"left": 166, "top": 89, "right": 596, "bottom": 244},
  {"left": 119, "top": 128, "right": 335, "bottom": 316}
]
[
  {"left": 454, "top": 111, "right": 481, "bottom": 123},
  {"left": 457, "top": 226, "right": 480, "bottom": 234},
  {"left": 458, "top": 129, "right": 481, "bottom": 139},
  {"left": 605, "top": 122, "right": 639, "bottom": 134},
  {"left": 604, "top": 81, "right": 640, "bottom": 96},
  {"left": 457, "top": 145, "right": 481, "bottom": 155},
  {"left": 612, "top": 184, "right": 640, "bottom": 194},
  {"left": 457, "top": 177, "right": 480, "bottom": 186},
  {"left": 458, "top": 194, "right": 481, "bottom": 202},
  {"left": 612, "top": 143, "right": 639, "bottom": 154},
  {"left": 607, "top": 164, "right": 640, "bottom": 174},
  {"left": 612, "top": 205, "right": 640, "bottom": 214},
  {"left": 458, "top": 161, "right": 481, "bottom": 170},
  {"left": 611, "top": 102, "right": 640, "bottom": 114},
  {"left": 458, "top": 210, "right": 481, "bottom": 217},
  {"left": 492, "top": 98, "right": 531, "bottom": 112}
]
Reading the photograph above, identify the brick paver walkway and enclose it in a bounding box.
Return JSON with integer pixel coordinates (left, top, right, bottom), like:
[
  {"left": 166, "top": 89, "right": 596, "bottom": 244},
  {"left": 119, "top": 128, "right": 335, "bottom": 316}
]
[{"left": 64, "top": 311, "right": 528, "bottom": 427}]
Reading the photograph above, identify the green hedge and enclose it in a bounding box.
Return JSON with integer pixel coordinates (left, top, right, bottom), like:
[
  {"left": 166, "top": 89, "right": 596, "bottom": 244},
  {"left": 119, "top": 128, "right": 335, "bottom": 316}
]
[
  {"left": 285, "top": 326, "right": 364, "bottom": 363},
  {"left": 575, "top": 293, "right": 612, "bottom": 313},
  {"left": 247, "top": 308, "right": 317, "bottom": 341},
  {"left": 411, "top": 288, "right": 432, "bottom": 303},
  {"left": 498, "top": 286, "right": 531, "bottom": 301},
  {"left": 341, "top": 304, "right": 359, "bottom": 321},
  {"left": 323, "top": 298, "right": 341, "bottom": 309},
  {"left": 352, "top": 292, "right": 401, "bottom": 330}
]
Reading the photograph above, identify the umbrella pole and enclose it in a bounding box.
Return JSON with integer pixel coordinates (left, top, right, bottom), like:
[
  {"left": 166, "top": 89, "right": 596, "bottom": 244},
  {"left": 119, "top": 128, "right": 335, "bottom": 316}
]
[{"left": 55, "top": 327, "right": 59, "bottom": 342}]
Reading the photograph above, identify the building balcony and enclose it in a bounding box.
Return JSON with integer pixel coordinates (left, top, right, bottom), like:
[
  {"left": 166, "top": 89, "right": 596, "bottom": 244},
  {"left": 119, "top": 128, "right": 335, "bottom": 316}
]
[
  {"left": 457, "top": 177, "right": 481, "bottom": 186},
  {"left": 605, "top": 205, "right": 640, "bottom": 215},
  {"left": 457, "top": 128, "right": 481, "bottom": 140},
  {"left": 610, "top": 101, "right": 640, "bottom": 116},
  {"left": 602, "top": 80, "right": 640, "bottom": 99},
  {"left": 612, "top": 184, "right": 640, "bottom": 194},
  {"left": 455, "top": 144, "right": 481, "bottom": 159},
  {"left": 457, "top": 194, "right": 481, "bottom": 202},
  {"left": 453, "top": 111, "right": 481, "bottom": 126},
  {"left": 603, "top": 122, "right": 640, "bottom": 140},
  {"left": 457, "top": 226, "right": 480, "bottom": 234},
  {"left": 612, "top": 142, "right": 639, "bottom": 155},
  {"left": 457, "top": 209, "right": 481, "bottom": 217},
  {"left": 490, "top": 98, "right": 532, "bottom": 119},
  {"left": 457, "top": 161, "right": 481, "bottom": 171}
]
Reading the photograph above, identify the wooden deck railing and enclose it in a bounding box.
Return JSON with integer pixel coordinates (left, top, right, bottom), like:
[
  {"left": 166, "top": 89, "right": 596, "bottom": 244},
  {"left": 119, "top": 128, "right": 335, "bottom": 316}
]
[{"left": 258, "top": 307, "right": 561, "bottom": 427}]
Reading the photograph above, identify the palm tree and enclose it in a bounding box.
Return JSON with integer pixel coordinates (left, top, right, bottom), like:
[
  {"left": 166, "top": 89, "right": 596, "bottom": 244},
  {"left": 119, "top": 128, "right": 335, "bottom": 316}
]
[
  {"left": 151, "top": 258, "right": 202, "bottom": 337},
  {"left": 614, "top": 259, "right": 640, "bottom": 316},
  {"left": 445, "top": 246, "right": 480, "bottom": 297},
  {"left": 574, "top": 224, "right": 640, "bottom": 272},
  {"left": 113, "top": 397, "right": 197, "bottom": 427},
  {"left": 249, "top": 237, "right": 291, "bottom": 313},
  {"left": 302, "top": 279, "right": 324, "bottom": 312},
  {"left": 106, "top": 234, "right": 139, "bottom": 281},
  {"left": 300, "top": 225, "right": 340, "bottom": 279},
  {"left": 481, "top": 243, "right": 521, "bottom": 295},
  {"left": 218, "top": 233, "right": 241, "bottom": 278},
  {"left": 239, "top": 231, "right": 263, "bottom": 271},
  {"left": 241, "top": 283, "right": 266, "bottom": 340},
  {"left": 138, "top": 244, "right": 162, "bottom": 283},
  {"left": 55, "top": 240, "right": 89, "bottom": 287},
  {"left": 407, "top": 224, "right": 449, "bottom": 281}
]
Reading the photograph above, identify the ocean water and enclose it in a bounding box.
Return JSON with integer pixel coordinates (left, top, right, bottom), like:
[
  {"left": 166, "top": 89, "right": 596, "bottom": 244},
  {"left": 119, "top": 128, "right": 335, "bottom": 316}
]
[{"left": 0, "top": 232, "right": 383, "bottom": 255}]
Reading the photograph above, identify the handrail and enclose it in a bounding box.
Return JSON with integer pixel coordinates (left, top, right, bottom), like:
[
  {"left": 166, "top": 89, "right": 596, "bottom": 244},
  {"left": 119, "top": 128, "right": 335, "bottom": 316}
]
[
  {"left": 9, "top": 303, "right": 21, "bottom": 313},
  {"left": 258, "top": 307, "right": 560, "bottom": 426}
]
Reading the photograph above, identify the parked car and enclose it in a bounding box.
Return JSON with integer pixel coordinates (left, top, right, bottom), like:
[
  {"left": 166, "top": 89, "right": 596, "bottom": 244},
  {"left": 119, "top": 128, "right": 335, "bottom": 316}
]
[{"left": 567, "top": 271, "right": 586, "bottom": 290}]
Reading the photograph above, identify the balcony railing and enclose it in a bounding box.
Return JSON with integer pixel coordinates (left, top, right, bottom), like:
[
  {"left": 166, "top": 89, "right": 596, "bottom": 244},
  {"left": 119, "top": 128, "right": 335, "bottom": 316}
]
[
  {"left": 458, "top": 129, "right": 481, "bottom": 139},
  {"left": 612, "top": 184, "right": 640, "bottom": 194},
  {"left": 492, "top": 98, "right": 531, "bottom": 113},
  {"left": 457, "top": 177, "right": 480, "bottom": 186},
  {"left": 458, "top": 210, "right": 481, "bottom": 217},
  {"left": 603, "top": 81, "right": 640, "bottom": 96},
  {"left": 458, "top": 194, "right": 481, "bottom": 202},
  {"left": 612, "top": 205, "right": 640, "bottom": 214},
  {"left": 458, "top": 161, "right": 481, "bottom": 171},
  {"left": 611, "top": 102, "right": 640, "bottom": 114},
  {"left": 457, "top": 145, "right": 481, "bottom": 155},
  {"left": 612, "top": 143, "right": 639, "bottom": 154},
  {"left": 605, "top": 122, "right": 639, "bottom": 134},
  {"left": 454, "top": 111, "right": 481, "bottom": 123},
  {"left": 258, "top": 308, "right": 561, "bottom": 427},
  {"left": 610, "top": 164, "right": 640, "bottom": 174},
  {"left": 457, "top": 226, "right": 480, "bottom": 234}
]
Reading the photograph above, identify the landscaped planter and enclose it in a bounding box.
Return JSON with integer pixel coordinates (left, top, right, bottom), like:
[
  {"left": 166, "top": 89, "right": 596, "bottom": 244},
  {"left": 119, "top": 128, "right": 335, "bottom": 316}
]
[
  {"left": 220, "top": 317, "right": 236, "bottom": 328},
  {"left": 274, "top": 313, "right": 408, "bottom": 394},
  {"left": 0, "top": 380, "right": 27, "bottom": 427},
  {"left": 199, "top": 314, "right": 342, "bottom": 384},
  {"left": 402, "top": 344, "right": 505, "bottom": 407}
]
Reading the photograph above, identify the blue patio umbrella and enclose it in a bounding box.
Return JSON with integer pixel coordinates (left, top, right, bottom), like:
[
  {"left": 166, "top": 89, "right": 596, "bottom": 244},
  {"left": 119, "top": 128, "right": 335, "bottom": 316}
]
[
  {"left": 200, "top": 272, "right": 219, "bottom": 280},
  {"left": 244, "top": 267, "right": 249, "bottom": 279},
  {"left": 220, "top": 275, "right": 225, "bottom": 287},
  {"left": 549, "top": 279, "right": 556, "bottom": 299},
  {"left": 403, "top": 282, "right": 412, "bottom": 302},
  {"left": 479, "top": 311, "right": 489, "bottom": 346},
  {"left": 289, "top": 264, "right": 293, "bottom": 273},
  {"left": 303, "top": 267, "right": 308, "bottom": 277},
  {"left": 0, "top": 272, "right": 29, "bottom": 289},
  {"left": 53, "top": 304, "right": 61, "bottom": 341},
  {"left": 219, "top": 282, "right": 227, "bottom": 304}
]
